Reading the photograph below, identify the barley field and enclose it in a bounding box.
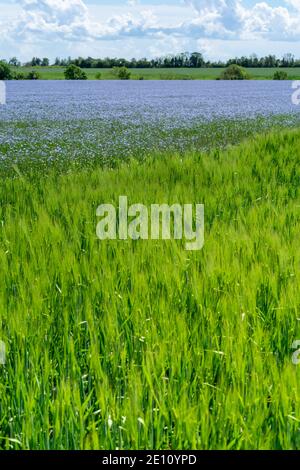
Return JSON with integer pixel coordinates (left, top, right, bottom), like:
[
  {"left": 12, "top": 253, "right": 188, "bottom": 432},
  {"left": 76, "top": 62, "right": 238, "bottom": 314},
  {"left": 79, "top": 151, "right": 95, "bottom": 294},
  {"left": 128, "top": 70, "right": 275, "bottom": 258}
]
[{"left": 0, "top": 127, "right": 300, "bottom": 449}]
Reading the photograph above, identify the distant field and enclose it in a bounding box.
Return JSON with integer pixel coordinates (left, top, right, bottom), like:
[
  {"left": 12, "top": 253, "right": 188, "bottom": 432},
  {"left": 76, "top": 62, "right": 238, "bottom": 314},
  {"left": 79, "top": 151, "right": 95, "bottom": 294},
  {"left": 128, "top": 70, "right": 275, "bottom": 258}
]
[{"left": 14, "top": 66, "right": 300, "bottom": 80}]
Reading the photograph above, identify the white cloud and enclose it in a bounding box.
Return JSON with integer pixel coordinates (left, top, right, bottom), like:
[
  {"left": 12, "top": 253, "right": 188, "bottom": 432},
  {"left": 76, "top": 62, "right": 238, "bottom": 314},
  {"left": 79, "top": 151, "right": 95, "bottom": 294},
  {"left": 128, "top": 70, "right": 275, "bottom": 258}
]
[
  {"left": 7, "top": 0, "right": 162, "bottom": 42},
  {"left": 7, "top": 0, "right": 90, "bottom": 41},
  {"left": 2, "top": 0, "right": 300, "bottom": 60},
  {"left": 183, "top": 0, "right": 300, "bottom": 40}
]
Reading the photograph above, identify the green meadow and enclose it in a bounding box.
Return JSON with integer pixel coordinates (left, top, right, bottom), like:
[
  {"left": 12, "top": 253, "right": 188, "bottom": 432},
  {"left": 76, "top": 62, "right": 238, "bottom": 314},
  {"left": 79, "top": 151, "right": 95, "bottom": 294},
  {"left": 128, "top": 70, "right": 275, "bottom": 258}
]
[
  {"left": 0, "top": 126, "right": 300, "bottom": 449},
  {"left": 14, "top": 66, "right": 300, "bottom": 80}
]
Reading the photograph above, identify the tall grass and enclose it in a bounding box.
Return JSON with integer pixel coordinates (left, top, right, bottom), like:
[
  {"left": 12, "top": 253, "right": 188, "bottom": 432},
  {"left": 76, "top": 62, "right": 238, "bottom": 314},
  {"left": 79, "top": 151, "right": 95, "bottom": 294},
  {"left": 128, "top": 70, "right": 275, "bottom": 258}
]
[{"left": 0, "top": 129, "right": 300, "bottom": 449}]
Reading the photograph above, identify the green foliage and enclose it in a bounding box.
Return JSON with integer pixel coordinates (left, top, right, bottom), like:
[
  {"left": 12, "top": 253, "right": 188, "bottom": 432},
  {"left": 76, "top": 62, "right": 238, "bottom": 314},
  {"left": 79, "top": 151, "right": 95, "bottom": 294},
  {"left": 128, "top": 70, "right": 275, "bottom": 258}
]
[
  {"left": 41, "top": 58, "right": 50, "bottom": 67},
  {"left": 95, "top": 72, "right": 102, "bottom": 80},
  {"left": 273, "top": 70, "right": 289, "bottom": 80},
  {"left": 12, "top": 71, "right": 26, "bottom": 80},
  {"left": 0, "top": 128, "right": 300, "bottom": 449},
  {"left": 113, "top": 66, "right": 131, "bottom": 80},
  {"left": 9, "top": 57, "right": 21, "bottom": 67},
  {"left": 50, "top": 52, "right": 299, "bottom": 69},
  {"left": 219, "top": 64, "right": 250, "bottom": 80},
  {"left": 0, "top": 61, "right": 12, "bottom": 80},
  {"left": 26, "top": 70, "right": 40, "bottom": 80},
  {"left": 64, "top": 64, "right": 88, "bottom": 80}
]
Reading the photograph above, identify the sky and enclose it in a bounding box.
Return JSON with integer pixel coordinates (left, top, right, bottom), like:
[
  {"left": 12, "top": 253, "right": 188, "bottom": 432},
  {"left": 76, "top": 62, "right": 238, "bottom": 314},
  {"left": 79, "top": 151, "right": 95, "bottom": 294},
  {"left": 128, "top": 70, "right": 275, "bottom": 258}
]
[{"left": 1, "top": 0, "right": 300, "bottom": 62}]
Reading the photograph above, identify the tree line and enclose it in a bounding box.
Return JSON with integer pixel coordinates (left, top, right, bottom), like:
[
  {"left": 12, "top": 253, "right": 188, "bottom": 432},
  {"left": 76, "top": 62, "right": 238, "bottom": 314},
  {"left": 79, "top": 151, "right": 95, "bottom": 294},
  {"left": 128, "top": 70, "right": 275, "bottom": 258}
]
[{"left": 4, "top": 52, "right": 300, "bottom": 69}]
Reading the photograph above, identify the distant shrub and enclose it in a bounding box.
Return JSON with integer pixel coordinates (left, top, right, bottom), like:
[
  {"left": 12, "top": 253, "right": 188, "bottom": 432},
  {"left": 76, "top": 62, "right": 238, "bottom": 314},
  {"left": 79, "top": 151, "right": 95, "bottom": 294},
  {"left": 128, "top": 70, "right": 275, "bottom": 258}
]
[
  {"left": 0, "top": 61, "right": 12, "bottom": 80},
  {"left": 12, "top": 71, "right": 25, "bottom": 80},
  {"left": 219, "top": 64, "right": 250, "bottom": 80},
  {"left": 27, "top": 70, "right": 40, "bottom": 80},
  {"left": 64, "top": 64, "right": 87, "bottom": 80},
  {"left": 138, "top": 76, "right": 144, "bottom": 80},
  {"left": 273, "top": 70, "right": 288, "bottom": 80},
  {"left": 113, "top": 66, "right": 131, "bottom": 80},
  {"left": 95, "top": 72, "right": 102, "bottom": 80}
]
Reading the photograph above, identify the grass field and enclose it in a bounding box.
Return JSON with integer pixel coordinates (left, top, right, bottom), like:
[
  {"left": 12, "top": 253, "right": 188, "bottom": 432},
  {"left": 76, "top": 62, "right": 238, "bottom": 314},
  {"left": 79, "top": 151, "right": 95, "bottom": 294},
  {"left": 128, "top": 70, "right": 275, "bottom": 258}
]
[
  {"left": 0, "top": 126, "right": 300, "bottom": 449},
  {"left": 14, "top": 66, "right": 300, "bottom": 80}
]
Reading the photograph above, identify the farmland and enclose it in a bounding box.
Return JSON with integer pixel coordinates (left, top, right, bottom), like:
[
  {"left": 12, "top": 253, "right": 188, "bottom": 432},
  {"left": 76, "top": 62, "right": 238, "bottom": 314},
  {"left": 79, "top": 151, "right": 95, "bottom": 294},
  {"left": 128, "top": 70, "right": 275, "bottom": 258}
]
[
  {"left": 0, "top": 80, "right": 300, "bottom": 450},
  {"left": 13, "top": 66, "right": 300, "bottom": 80},
  {"left": 0, "top": 125, "right": 300, "bottom": 449}
]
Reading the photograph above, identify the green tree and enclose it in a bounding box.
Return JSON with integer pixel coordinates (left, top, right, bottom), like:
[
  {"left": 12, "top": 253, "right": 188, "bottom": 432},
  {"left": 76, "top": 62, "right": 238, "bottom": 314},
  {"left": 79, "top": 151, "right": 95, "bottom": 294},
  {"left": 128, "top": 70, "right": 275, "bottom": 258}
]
[
  {"left": 31, "top": 57, "right": 42, "bottom": 66},
  {"left": 9, "top": 57, "right": 21, "bottom": 67},
  {"left": 282, "top": 53, "right": 294, "bottom": 67},
  {"left": 0, "top": 61, "right": 12, "bottom": 80},
  {"left": 41, "top": 58, "right": 50, "bottom": 67},
  {"left": 64, "top": 64, "right": 87, "bottom": 80},
  {"left": 12, "top": 71, "right": 25, "bottom": 80},
  {"left": 190, "top": 52, "right": 204, "bottom": 68},
  {"left": 113, "top": 66, "right": 131, "bottom": 80},
  {"left": 273, "top": 70, "right": 288, "bottom": 80},
  {"left": 219, "top": 64, "right": 250, "bottom": 80},
  {"left": 27, "top": 70, "right": 40, "bottom": 80}
]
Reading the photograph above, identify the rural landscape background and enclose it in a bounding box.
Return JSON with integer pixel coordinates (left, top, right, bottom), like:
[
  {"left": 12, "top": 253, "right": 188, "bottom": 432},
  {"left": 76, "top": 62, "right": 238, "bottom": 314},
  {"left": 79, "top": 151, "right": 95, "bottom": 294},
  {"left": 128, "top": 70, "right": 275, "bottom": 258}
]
[
  {"left": 2, "top": 52, "right": 300, "bottom": 80},
  {"left": 1, "top": 0, "right": 300, "bottom": 452}
]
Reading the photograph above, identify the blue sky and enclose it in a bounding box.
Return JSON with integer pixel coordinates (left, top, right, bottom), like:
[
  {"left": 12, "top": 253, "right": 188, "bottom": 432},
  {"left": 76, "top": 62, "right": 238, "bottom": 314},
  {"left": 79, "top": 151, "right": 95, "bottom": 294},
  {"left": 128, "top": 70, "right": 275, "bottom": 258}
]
[{"left": 1, "top": 0, "right": 300, "bottom": 62}]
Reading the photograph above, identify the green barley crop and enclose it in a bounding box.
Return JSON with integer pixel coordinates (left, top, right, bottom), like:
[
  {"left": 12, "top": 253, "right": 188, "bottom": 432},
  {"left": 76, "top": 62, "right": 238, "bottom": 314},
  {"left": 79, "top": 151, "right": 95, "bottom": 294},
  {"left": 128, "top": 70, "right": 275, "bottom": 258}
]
[{"left": 0, "top": 128, "right": 300, "bottom": 449}]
